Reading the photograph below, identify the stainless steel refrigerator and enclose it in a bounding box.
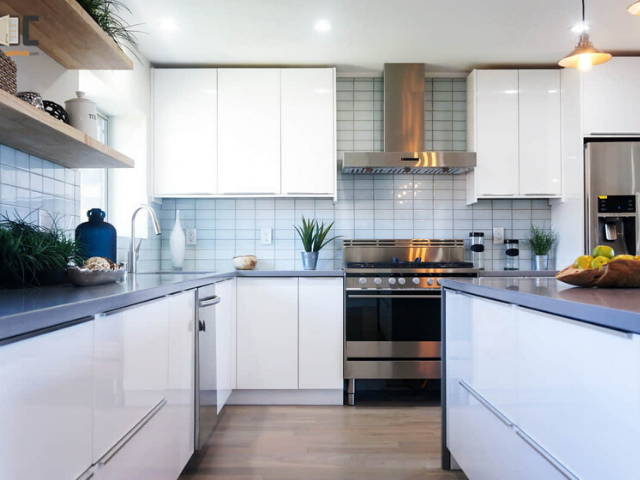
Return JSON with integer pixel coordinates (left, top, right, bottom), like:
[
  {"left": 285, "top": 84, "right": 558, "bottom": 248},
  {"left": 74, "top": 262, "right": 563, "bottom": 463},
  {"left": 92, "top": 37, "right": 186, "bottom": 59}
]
[{"left": 585, "top": 140, "right": 640, "bottom": 255}]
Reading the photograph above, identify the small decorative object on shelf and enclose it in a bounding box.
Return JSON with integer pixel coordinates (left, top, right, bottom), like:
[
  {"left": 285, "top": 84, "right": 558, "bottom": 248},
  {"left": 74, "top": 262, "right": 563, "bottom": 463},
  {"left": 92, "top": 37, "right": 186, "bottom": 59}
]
[
  {"left": 0, "top": 50, "right": 17, "bottom": 95},
  {"left": 75, "top": 208, "right": 117, "bottom": 262},
  {"left": 16, "top": 91, "right": 44, "bottom": 110},
  {"left": 170, "top": 210, "right": 186, "bottom": 270},
  {"left": 294, "top": 216, "right": 339, "bottom": 271},
  {"left": 529, "top": 225, "right": 557, "bottom": 271},
  {"left": 65, "top": 91, "right": 98, "bottom": 138},
  {"left": 232, "top": 255, "right": 257, "bottom": 270},
  {"left": 43, "top": 100, "right": 70, "bottom": 124}
]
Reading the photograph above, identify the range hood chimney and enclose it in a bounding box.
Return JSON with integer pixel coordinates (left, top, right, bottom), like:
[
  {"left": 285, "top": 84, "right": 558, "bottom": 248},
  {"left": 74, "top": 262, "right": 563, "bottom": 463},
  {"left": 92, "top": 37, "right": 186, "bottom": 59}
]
[{"left": 342, "top": 63, "right": 476, "bottom": 175}]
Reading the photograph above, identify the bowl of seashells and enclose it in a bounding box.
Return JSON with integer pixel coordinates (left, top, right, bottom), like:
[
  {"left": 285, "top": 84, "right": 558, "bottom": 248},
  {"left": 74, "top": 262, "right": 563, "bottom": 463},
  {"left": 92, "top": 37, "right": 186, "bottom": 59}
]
[{"left": 67, "top": 256, "right": 125, "bottom": 287}]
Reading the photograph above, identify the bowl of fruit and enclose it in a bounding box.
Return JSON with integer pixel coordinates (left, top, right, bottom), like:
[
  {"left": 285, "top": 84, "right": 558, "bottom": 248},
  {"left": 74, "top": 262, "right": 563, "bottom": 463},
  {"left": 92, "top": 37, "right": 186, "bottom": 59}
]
[{"left": 556, "top": 245, "right": 640, "bottom": 288}]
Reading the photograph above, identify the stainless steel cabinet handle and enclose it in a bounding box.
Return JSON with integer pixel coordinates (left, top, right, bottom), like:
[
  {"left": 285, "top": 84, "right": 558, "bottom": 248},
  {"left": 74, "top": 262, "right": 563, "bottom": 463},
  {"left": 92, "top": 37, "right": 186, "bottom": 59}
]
[
  {"left": 515, "top": 428, "right": 580, "bottom": 480},
  {"left": 98, "top": 398, "right": 167, "bottom": 466},
  {"left": 590, "top": 132, "right": 640, "bottom": 136},
  {"left": 458, "top": 380, "right": 513, "bottom": 428},
  {"left": 199, "top": 295, "right": 221, "bottom": 308},
  {"left": 76, "top": 468, "right": 95, "bottom": 480},
  {"left": 347, "top": 294, "right": 441, "bottom": 299}
]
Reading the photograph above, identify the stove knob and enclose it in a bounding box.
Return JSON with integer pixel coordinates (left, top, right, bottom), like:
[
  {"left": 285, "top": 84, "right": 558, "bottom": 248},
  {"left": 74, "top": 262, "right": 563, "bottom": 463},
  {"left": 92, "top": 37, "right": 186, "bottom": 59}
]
[
  {"left": 358, "top": 277, "right": 367, "bottom": 285},
  {"left": 427, "top": 278, "right": 434, "bottom": 286},
  {"left": 397, "top": 277, "right": 406, "bottom": 285},
  {"left": 374, "top": 277, "right": 383, "bottom": 286},
  {"left": 436, "top": 279, "right": 441, "bottom": 286},
  {"left": 388, "top": 277, "right": 397, "bottom": 285},
  {"left": 412, "top": 277, "right": 420, "bottom": 285}
]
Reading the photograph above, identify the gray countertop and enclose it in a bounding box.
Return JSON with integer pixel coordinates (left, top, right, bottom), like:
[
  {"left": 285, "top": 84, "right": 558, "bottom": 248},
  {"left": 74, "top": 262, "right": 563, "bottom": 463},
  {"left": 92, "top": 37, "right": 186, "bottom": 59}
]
[
  {"left": 441, "top": 277, "right": 640, "bottom": 334},
  {"left": 0, "top": 270, "right": 344, "bottom": 343}
]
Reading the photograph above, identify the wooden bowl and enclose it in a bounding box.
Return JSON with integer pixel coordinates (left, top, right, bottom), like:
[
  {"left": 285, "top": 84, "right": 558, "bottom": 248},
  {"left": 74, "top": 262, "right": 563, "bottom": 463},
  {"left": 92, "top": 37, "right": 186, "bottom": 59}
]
[{"left": 556, "top": 259, "right": 640, "bottom": 288}]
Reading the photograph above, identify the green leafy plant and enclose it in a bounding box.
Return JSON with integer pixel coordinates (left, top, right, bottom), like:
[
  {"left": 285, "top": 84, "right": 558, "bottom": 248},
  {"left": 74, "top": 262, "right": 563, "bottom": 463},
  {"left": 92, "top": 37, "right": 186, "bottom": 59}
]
[
  {"left": 294, "top": 217, "right": 339, "bottom": 252},
  {"left": 529, "top": 225, "right": 557, "bottom": 256},
  {"left": 0, "top": 213, "right": 81, "bottom": 288},
  {"left": 76, "top": 0, "right": 141, "bottom": 55}
]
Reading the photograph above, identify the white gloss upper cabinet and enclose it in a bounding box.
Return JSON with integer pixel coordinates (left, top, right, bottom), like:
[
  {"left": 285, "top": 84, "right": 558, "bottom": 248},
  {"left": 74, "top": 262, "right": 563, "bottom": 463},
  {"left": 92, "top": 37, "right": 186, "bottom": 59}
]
[
  {"left": 0, "top": 323, "right": 93, "bottom": 480},
  {"left": 518, "top": 70, "right": 562, "bottom": 196},
  {"left": 582, "top": 57, "right": 640, "bottom": 136},
  {"left": 216, "top": 278, "right": 237, "bottom": 411},
  {"left": 93, "top": 299, "right": 169, "bottom": 462},
  {"left": 467, "top": 70, "right": 519, "bottom": 199},
  {"left": 298, "top": 277, "right": 343, "bottom": 389},
  {"left": 218, "top": 68, "right": 282, "bottom": 195},
  {"left": 154, "top": 68, "right": 218, "bottom": 196},
  {"left": 281, "top": 68, "right": 336, "bottom": 196},
  {"left": 236, "top": 277, "right": 299, "bottom": 389}
]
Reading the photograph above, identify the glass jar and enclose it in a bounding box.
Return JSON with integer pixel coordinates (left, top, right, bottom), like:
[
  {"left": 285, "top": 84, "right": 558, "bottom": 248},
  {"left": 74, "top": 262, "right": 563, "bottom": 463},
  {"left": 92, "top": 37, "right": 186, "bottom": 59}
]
[
  {"left": 469, "top": 232, "right": 485, "bottom": 270},
  {"left": 75, "top": 208, "right": 117, "bottom": 261},
  {"left": 504, "top": 239, "right": 520, "bottom": 271}
]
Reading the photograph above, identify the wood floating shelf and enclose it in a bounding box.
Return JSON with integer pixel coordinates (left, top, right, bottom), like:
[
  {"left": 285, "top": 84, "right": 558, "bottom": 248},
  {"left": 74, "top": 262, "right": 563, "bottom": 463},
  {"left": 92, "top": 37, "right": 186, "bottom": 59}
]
[
  {"left": 0, "top": 89, "right": 134, "bottom": 168},
  {"left": 0, "top": 0, "right": 133, "bottom": 70}
]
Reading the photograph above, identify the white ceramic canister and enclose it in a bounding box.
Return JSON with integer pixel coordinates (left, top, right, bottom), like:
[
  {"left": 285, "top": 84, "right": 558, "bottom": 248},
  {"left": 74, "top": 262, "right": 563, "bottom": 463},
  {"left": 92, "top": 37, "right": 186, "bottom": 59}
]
[{"left": 65, "top": 91, "right": 98, "bottom": 139}]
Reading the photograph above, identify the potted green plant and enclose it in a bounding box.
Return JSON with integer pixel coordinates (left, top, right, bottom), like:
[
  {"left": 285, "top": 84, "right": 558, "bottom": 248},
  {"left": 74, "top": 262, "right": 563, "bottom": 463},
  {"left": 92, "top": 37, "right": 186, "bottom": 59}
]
[
  {"left": 0, "top": 214, "right": 81, "bottom": 288},
  {"left": 529, "top": 225, "right": 557, "bottom": 271},
  {"left": 294, "top": 217, "right": 339, "bottom": 270}
]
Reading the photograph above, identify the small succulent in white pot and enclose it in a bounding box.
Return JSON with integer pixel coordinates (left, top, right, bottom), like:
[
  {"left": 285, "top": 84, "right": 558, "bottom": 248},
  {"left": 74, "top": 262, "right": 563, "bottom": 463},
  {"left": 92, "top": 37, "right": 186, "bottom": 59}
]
[{"left": 294, "top": 217, "right": 339, "bottom": 270}]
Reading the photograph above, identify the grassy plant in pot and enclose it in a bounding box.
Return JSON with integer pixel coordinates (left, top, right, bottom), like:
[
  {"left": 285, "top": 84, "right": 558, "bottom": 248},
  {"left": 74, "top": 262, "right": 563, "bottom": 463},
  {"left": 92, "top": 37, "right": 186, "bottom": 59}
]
[
  {"left": 529, "top": 225, "right": 557, "bottom": 271},
  {"left": 294, "top": 217, "right": 339, "bottom": 270}
]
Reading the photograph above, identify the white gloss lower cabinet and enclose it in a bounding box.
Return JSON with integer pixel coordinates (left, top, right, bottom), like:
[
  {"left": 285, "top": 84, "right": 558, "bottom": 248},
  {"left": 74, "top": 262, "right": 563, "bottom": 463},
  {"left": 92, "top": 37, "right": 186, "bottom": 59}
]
[
  {"left": 216, "top": 278, "right": 237, "bottom": 411},
  {"left": 298, "top": 277, "right": 343, "bottom": 389},
  {"left": 237, "top": 277, "right": 299, "bottom": 389},
  {"left": 93, "top": 299, "right": 170, "bottom": 462},
  {"left": 0, "top": 322, "right": 93, "bottom": 480}
]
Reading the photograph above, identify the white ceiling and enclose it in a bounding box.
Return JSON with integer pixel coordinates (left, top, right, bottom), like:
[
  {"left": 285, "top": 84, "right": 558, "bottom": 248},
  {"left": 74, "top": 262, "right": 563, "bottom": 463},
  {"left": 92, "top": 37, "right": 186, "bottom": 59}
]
[{"left": 122, "top": 0, "right": 640, "bottom": 74}]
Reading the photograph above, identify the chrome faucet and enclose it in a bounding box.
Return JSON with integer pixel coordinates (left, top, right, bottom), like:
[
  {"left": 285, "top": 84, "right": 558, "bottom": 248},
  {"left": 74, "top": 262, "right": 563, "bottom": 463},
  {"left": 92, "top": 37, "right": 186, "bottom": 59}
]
[{"left": 128, "top": 205, "right": 161, "bottom": 274}]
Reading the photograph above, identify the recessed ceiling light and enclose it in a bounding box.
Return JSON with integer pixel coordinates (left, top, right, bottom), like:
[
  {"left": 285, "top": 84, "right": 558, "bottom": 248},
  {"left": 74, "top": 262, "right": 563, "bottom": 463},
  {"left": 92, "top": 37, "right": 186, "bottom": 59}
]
[
  {"left": 314, "top": 19, "right": 332, "bottom": 33},
  {"left": 571, "top": 20, "right": 589, "bottom": 34},
  {"left": 158, "top": 17, "right": 179, "bottom": 32},
  {"left": 628, "top": 1, "right": 640, "bottom": 15}
]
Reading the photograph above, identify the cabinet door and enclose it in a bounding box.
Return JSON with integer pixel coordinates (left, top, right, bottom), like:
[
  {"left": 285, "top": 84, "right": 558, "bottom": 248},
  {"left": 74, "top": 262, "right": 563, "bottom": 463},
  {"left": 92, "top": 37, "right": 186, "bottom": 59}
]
[
  {"left": 444, "top": 290, "right": 473, "bottom": 390},
  {"left": 298, "top": 277, "right": 343, "bottom": 389},
  {"left": 518, "top": 70, "right": 562, "bottom": 196},
  {"left": 154, "top": 68, "right": 218, "bottom": 196},
  {"left": 237, "top": 277, "right": 298, "bottom": 389},
  {"left": 218, "top": 68, "right": 281, "bottom": 194},
  {"left": 216, "top": 278, "right": 236, "bottom": 411},
  {"left": 281, "top": 68, "right": 336, "bottom": 196},
  {"left": 473, "top": 70, "right": 519, "bottom": 196},
  {"left": 93, "top": 299, "right": 169, "bottom": 461},
  {"left": 0, "top": 323, "right": 93, "bottom": 480},
  {"left": 583, "top": 57, "right": 640, "bottom": 136},
  {"left": 166, "top": 291, "right": 196, "bottom": 475}
]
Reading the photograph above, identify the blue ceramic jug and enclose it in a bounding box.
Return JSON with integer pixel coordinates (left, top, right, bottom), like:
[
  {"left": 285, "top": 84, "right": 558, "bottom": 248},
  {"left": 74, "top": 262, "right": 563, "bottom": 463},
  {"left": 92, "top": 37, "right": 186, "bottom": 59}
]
[{"left": 75, "top": 208, "right": 117, "bottom": 261}]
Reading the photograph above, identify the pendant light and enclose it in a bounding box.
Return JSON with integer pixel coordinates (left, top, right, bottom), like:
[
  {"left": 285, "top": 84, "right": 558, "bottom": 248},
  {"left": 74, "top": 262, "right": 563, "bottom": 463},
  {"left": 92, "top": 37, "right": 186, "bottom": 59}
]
[
  {"left": 629, "top": 2, "right": 640, "bottom": 15},
  {"left": 559, "top": 0, "right": 612, "bottom": 71}
]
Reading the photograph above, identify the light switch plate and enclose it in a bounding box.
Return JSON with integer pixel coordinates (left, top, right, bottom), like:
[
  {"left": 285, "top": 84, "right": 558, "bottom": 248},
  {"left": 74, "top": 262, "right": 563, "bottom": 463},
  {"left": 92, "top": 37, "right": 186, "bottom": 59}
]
[
  {"left": 260, "top": 227, "right": 272, "bottom": 245},
  {"left": 493, "top": 227, "right": 505, "bottom": 245},
  {"left": 186, "top": 228, "right": 197, "bottom": 246}
]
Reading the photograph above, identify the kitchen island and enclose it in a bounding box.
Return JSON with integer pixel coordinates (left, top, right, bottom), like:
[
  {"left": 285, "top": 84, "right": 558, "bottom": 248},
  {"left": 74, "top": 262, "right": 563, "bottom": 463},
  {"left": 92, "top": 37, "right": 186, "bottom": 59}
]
[{"left": 440, "top": 277, "right": 640, "bottom": 480}]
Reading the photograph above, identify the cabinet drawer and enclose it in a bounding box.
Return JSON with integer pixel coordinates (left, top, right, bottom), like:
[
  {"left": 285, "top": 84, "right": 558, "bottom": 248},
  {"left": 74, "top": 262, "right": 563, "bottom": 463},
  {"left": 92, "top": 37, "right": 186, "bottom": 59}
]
[
  {"left": 93, "top": 299, "right": 170, "bottom": 461},
  {"left": 448, "top": 380, "right": 566, "bottom": 480}
]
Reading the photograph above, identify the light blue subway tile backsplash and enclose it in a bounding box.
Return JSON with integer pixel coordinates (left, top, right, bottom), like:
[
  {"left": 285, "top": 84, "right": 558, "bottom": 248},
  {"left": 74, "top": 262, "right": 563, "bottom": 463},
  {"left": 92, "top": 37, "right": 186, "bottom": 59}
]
[{"left": 158, "top": 76, "right": 553, "bottom": 271}]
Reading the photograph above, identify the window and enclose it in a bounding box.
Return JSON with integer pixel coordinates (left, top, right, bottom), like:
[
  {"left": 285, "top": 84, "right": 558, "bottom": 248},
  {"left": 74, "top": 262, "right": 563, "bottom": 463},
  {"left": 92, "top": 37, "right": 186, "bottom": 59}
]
[{"left": 79, "top": 113, "right": 109, "bottom": 219}]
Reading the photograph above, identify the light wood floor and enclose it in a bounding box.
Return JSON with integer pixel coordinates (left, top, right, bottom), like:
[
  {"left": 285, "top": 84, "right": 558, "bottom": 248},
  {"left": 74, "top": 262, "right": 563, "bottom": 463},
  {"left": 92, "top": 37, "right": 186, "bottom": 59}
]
[{"left": 181, "top": 405, "right": 467, "bottom": 480}]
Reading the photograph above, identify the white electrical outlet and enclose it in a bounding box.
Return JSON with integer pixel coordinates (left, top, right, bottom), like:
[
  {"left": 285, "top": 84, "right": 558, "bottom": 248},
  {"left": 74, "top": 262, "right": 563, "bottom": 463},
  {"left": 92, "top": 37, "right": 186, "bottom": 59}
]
[
  {"left": 260, "top": 227, "right": 272, "bottom": 245},
  {"left": 186, "top": 228, "right": 197, "bottom": 246},
  {"left": 493, "top": 226, "right": 505, "bottom": 245}
]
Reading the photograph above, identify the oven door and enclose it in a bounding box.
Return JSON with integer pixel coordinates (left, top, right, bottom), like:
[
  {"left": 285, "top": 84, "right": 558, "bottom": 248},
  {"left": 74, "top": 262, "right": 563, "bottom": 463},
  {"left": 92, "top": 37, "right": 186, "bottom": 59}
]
[{"left": 345, "top": 290, "right": 441, "bottom": 359}]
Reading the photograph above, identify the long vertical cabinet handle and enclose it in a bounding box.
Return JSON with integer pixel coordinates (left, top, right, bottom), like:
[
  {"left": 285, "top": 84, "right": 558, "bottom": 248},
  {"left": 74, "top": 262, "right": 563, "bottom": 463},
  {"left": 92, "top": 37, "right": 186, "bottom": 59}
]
[{"left": 515, "top": 429, "right": 581, "bottom": 480}]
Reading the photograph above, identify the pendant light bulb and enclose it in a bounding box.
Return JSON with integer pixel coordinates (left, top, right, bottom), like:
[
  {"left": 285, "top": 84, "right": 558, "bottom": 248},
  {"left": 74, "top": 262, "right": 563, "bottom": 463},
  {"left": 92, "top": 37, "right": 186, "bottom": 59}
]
[
  {"left": 558, "top": 0, "right": 612, "bottom": 69},
  {"left": 628, "top": 1, "right": 640, "bottom": 15}
]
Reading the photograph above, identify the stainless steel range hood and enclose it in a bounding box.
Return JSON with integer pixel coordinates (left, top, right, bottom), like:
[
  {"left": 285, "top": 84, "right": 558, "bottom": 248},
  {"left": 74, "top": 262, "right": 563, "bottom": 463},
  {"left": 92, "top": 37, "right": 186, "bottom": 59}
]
[{"left": 342, "top": 63, "right": 476, "bottom": 175}]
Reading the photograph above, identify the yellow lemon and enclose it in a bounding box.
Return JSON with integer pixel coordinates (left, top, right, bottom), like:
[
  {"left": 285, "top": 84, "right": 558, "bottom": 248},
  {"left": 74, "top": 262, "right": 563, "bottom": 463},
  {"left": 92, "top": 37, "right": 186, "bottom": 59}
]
[
  {"left": 591, "top": 256, "right": 611, "bottom": 269},
  {"left": 635, "top": 256, "right": 640, "bottom": 262},
  {"left": 592, "top": 245, "right": 615, "bottom": 259},
  {"left": 573, "top": 255, "right": 593, "bottom": 269},
  {"left": 612, "top": 254, "right": 635, "bottom": 262}
]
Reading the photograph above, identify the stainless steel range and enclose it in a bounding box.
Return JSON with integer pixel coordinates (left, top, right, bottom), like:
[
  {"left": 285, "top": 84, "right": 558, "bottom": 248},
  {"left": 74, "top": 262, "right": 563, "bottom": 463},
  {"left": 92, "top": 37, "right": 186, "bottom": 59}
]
[{"left": 343, "top": 239, "right": 477, "bottom": 405}]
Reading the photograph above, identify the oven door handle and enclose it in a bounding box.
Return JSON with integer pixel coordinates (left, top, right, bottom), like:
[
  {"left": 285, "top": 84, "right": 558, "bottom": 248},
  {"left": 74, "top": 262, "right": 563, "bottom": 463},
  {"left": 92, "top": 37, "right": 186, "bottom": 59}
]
[{"left": 346, "top": 294, "right": 442, "bottom": 299}]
